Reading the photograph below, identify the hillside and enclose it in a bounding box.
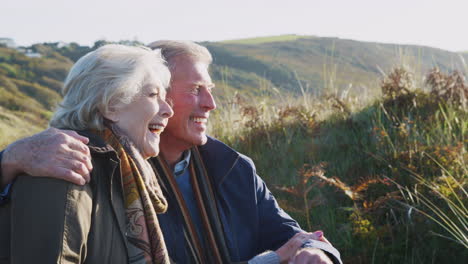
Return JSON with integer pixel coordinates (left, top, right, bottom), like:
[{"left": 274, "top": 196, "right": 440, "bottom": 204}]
[
  {"left": 206, "top": 36, "right": 468, "bottom": 100},
  {"left": 1, "top": 36, "right": 467, "bottom": 146},
  {"left": 0, "top": 44, "right": 72, "bottom": 145}
]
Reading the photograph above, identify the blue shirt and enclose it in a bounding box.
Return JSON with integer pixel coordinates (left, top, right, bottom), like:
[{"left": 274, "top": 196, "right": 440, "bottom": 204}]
[
  {"left": 173, "top": 150, "right": 191, "bottom": 177},
  {"left": 172, "top": 151, "right": 205, "bottom": 245}
]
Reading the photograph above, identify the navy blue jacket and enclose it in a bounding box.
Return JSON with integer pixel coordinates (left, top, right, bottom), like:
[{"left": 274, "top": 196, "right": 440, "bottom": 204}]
[{"left": 157, "top": 137, "right": 302, "bottom": 262}]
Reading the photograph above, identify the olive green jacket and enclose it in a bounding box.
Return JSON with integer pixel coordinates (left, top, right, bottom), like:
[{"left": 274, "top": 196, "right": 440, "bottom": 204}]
[{"left": 0, "top": 131, "right": 130, "bottom": 264}]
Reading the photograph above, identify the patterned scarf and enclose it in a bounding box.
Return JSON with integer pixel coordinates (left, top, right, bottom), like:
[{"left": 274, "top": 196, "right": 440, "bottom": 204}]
[{"left": 99, "top": 127, "right": 170, "bottom": 264}]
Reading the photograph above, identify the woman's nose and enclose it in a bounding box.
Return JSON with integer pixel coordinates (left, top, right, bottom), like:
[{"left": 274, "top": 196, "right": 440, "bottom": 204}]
[{"left": 160, "top": 98, "right": 174, "bottom": 118}]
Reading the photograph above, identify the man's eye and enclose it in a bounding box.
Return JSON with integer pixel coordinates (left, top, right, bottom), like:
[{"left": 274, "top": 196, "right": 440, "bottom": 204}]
[{"left": 191, "top": 86, "right": 201, "bottom": 94}]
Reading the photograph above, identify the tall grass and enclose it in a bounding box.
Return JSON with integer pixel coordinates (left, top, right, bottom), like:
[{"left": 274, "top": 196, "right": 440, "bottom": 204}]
[
  {"left": 208, "top": 67, "right": 468, "bottom": 263},
  {"left": 396, "top": 170, "right": 467, "bottom": 248}
]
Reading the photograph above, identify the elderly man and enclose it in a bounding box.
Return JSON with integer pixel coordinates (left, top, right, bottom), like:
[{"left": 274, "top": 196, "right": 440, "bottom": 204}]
[{"left": 0, "top": 41, "right": 341, "bottom": 264}]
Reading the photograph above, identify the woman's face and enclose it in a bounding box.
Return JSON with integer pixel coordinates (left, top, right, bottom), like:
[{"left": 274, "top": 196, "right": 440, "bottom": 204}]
[{"left": 108, "top": 75, "right": 174, "bottom": 159}]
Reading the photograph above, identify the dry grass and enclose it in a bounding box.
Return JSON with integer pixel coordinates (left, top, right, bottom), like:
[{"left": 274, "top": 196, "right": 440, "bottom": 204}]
[
  {"left": 0, "top": 106, "right": 46, "bottom": 149},
  {"left": 210, "top": 67, "right": 468, "bottom": 263}
]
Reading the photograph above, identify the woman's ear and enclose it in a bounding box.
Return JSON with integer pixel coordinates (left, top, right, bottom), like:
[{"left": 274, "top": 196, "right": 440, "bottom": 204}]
[{"left": 102, "top": 107, "right": 120, "bottom": 122}]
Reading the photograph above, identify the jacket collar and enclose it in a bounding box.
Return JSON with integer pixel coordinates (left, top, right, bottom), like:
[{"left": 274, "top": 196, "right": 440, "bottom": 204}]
[
  {"left": 75, "top": 130, "right": 117, "bottom": 155},
  {"left": 198, "top": 136, "right": 240, "bottom": 186}
]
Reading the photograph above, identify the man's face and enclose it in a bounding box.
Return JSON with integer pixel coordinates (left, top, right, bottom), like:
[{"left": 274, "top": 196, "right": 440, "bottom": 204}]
[{"left": 161, "top": 58, "right": 216, "bottom": 152}]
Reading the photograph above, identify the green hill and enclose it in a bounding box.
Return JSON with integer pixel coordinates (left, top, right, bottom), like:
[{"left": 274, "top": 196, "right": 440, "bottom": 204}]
[
  {"left": 219, "top": 34, "right": 313, "bottom": 44},
  {"left": 1, "top": 36, "right": 467, "bottom": 146},
  {"left": 0, "top": 44, "right": 73, "bottom": 146},
  {"left": 206, "top": 36, "right": 468, "bottom": 101}
]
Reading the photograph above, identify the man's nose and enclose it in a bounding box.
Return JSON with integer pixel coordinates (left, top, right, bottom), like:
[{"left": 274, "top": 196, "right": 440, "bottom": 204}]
[{"left": 200, "top": 89, "right": 216, "bottom": 111}]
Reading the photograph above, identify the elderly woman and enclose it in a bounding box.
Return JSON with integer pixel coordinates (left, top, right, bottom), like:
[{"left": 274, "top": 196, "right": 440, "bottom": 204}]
[{"left": 0, "top": 44, "right": 173, "bottom": 263}]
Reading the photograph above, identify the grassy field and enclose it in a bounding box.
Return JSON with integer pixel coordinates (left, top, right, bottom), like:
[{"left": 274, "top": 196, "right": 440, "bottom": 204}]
[{"left": 209, "top": 67, "right": 468, "bottom": 263}]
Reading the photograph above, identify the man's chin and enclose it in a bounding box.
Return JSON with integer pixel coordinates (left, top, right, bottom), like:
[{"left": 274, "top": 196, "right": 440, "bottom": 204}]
[
  {"left": 192, "top": 134, "right": 208, "bottom": 146},
  {"left": 199, "top": 135, "right": 208, "bottom": 146}
]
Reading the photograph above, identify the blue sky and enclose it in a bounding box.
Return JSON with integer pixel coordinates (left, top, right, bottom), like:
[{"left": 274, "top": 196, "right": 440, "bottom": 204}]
[{"left": 2, "top": 0, "right": 467, "bottom": 51}]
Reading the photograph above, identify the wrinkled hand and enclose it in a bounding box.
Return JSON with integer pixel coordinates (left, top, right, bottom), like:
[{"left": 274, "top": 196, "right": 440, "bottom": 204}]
[
  {"left": 276, "top": 231, "right": 325, "bottom": 264},
  {"left": 1, "top": 127, "right": 92, "bottom": 186},
  {"left": 291, "top": 247, "right": 333, "bottom": 264}
]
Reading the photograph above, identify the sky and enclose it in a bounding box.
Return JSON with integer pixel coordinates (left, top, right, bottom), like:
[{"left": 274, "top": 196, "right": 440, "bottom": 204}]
[{"left": 2, "top": 0, "right": 467, "bottom": 52}]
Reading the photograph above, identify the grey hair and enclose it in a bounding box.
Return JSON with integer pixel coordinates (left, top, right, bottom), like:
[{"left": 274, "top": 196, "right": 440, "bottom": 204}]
[
  {"left": 49, "top": 44, "right": 170, "bottom": 131},
  {"left": 146, "top": 40, "right": 212, "bottom": 72}
]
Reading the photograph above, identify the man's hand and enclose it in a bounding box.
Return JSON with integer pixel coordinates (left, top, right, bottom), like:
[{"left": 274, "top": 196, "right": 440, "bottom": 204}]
[
  {"left": 1, "top": 128, "right": 92, "bottom": 187},
  {"left": 276, "top": 232, "right": 323, "bottom": 264},
  {"left": 291, "top": 248, "right": 333, "bottom": 264}
]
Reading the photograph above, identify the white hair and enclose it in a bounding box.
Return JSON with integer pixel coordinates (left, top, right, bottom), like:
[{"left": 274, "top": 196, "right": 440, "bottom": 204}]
[
  {"left": 50, "top": 44, "right": 170, "bottom": 130},
  {"left": 147, "top": 40, "right": 212, "bottom": 72}
]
